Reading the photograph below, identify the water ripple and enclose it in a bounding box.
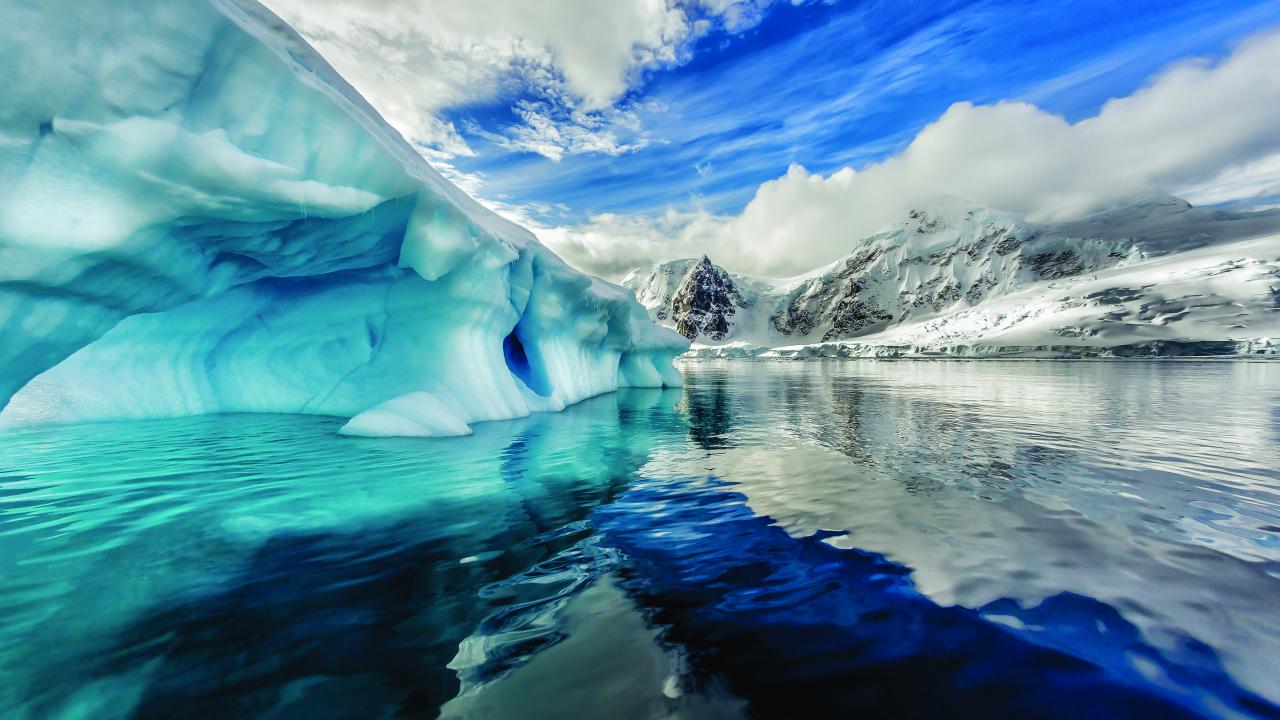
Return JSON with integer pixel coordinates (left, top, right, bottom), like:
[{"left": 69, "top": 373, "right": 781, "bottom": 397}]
[{"left": 1, "top": 363, "right": 1278, "bottom": 717}]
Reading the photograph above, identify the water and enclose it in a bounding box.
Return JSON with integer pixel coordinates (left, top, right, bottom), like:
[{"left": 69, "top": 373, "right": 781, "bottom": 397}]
[{"left": 2, "top": 360, "right": 1279, "bottom": 719}]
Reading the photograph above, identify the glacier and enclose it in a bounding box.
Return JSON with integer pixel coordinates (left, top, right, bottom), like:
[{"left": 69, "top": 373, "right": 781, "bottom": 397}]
[
  {"left": 0, "top": 0, "right": 685, "bottom": 435},
  {"left": 627, "top": 195, "right": 1280, "bottom": 358}
]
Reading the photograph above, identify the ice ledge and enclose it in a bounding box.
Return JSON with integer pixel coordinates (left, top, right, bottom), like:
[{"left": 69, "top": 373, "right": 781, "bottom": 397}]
[
  {"left": 339, "top": 391, "right": 472, "bottom": 438},
  {"left": 0, "top": 0, "right": 685, "bottom": 435}
]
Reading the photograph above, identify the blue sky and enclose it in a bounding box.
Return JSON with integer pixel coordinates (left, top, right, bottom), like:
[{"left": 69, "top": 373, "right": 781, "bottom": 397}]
[
  {"left": 437, "top": 0, "right": 1280, "bottom": 226},
  {"left": 270, "top": 0, "right": 1280, "bottom": 276}
]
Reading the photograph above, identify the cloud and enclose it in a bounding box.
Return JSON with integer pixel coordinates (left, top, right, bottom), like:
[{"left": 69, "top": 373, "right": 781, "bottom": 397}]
[
  {"left": 535, "top": 208, "right": 734, "bottom": 279},
  {"left": 540, "top": 29, "right": 1280, "bottom": 278},
  {"left": 482, "top": 99, "right": 655, "bottom": 161},
  {"left": 262, "top": 0, "right": 800, "bottom": 159},
  {"left": 697, "top": 0, "right": 808, "bottom": 32},
  {"left": 1171, "top": 152, "right": 1280, "bottom": 207}
]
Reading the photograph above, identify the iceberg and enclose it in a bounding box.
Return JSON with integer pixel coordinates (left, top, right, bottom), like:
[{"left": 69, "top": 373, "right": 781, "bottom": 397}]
[{"left": 0, "top": 0, "right": 686, "bottom": 435}]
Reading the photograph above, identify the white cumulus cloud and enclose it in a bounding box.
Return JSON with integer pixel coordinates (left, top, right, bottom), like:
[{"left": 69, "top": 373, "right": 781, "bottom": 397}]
[
  {"left": 262, "top": 0, "right": 799, "bottom": 159},
  {"left": 539, "top": 29, "right": 1280, "bottom": 278}
]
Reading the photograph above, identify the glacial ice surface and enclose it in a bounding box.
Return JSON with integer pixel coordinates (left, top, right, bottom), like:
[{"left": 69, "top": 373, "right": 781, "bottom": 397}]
[{"left": 0, "top": 0, "right": 685, "bottom": 434}]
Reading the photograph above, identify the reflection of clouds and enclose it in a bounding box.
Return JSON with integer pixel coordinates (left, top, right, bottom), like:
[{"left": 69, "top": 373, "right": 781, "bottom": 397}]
[
  {"left": 674, "top": 359, "right": 1280, "bottom": 703},
  {"left": 595, "top": 459, "right": 1264, "bottom": 717},
  {"left": 1271, "top": 385, "right": 1280, "bottom": 448}
]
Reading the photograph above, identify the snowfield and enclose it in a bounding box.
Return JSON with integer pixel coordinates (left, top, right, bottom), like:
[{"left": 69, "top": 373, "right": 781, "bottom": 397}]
[
  {"left": 811, "top": 235, "right": 1280, "bottom": 356},
  {"left": 629, "top": 197, "right": 1280, "bottom": 359}
]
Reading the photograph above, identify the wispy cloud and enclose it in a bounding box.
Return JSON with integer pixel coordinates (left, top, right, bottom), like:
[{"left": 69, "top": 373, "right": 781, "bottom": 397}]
[
  {"left": 454, "top": 0, "right": 1280, "bottom": 226},
  {"left": 262, "top": 0, "right": 810, "bottom": 161},
  {"left": 476, "top": 99, "right": 656, "bottom": 161},
  {"left": 264, "top": 0, "right": 1280, "bottom": 280},
  {"left": 540, "top": 29, "right": 1280, "bottom": 278}
]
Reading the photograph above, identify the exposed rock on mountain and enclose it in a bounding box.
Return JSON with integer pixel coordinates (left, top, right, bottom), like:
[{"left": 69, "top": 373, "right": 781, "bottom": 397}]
[
  {"left": 670, "top": 256, "right": 750, "bottom": 340},
  {"left": 624, "top": 196, "right": 1280, "bottom": 354}
]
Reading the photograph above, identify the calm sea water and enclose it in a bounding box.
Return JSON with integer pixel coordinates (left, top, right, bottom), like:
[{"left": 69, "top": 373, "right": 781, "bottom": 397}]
[{"left": 2, "top": 360, "right": 1279, "bottom": 719}]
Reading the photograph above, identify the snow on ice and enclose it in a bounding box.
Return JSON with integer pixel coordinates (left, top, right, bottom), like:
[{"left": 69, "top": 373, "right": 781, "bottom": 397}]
[{"left": 0, "top": 0, "right": 685, "bottom": 435}]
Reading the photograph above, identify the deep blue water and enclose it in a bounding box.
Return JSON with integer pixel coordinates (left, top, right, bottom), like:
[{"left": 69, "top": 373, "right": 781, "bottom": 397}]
[{"left": 2, "top": 360, "right": 1279, "bottom": 719}]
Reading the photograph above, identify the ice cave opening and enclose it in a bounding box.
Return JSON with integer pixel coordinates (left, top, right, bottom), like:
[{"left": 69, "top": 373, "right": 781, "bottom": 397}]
[
  {"left": 503, "top": 329, "right": 551, "bottom": 398},
  {"left": 0, "top": 0, "right": 686, "bottom": 437}
]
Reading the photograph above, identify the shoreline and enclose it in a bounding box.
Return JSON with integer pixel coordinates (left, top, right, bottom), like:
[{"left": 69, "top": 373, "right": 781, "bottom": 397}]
[{"left": 680, "top": 339, "right": 1280, "bottom": 362}]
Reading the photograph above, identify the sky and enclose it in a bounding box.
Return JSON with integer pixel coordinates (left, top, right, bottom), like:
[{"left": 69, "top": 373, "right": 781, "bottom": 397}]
[{"left": 263, "top": 0, "right": 1280, "bottom": 278}]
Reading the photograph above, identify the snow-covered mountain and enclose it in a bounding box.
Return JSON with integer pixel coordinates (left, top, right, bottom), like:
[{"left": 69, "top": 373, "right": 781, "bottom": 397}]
[
  {"left": 628, "top": 256, "right": 751, "bottom": 340},
  {"left": 623, "top": 196, "right": 1280, "bottom": 357}
]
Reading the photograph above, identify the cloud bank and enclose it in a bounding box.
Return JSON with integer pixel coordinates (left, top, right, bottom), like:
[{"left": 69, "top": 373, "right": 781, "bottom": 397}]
[
  {"left": 262, "top": 0, "right": 801, "bottom": 160},
  {"left": 539, "top": 30, "right": 1280, "bottom": 278}
]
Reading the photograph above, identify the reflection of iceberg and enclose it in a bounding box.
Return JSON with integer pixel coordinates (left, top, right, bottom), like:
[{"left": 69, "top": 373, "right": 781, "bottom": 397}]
[
  {"left": 0, "top": 388, "right": 686, "bottom": 718},
  {"left": 0, "top": 0, "right": 684, "bottom": 435}
]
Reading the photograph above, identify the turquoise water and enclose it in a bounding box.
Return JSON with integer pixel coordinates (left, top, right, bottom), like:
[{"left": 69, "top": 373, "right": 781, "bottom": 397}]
[{"left": 2, "top": 360, "right": 1279, "bottom": 718}]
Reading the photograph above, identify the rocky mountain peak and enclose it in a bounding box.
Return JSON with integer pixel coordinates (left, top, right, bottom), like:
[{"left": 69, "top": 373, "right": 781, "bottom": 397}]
[
  {"left": 671, "top": 256, "right": 749, "bottom": 340},
  {"left": 623, "top": 195, "right": 1280, "bottom": 349}
]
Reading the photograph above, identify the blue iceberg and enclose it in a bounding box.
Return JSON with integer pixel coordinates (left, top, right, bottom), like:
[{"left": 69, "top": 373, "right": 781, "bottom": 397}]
[{"left": 0, "top": 0, "right": 686, "bottom": 435}]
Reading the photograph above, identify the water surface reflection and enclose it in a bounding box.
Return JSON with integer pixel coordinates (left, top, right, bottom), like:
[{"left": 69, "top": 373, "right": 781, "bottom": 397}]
[{"left": 0, "top": 361, "right": 1277, "bottom": 718}]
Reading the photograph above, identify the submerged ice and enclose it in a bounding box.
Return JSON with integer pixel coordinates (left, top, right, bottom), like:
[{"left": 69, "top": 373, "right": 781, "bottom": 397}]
[{"left": 0, "top": 0, "right": 685, "bottom": 434}]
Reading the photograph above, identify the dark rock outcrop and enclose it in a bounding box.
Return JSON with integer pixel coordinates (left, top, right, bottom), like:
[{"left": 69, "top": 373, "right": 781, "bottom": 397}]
[{"left": 671, "top": 256, "right": 749, "bottom": 341}]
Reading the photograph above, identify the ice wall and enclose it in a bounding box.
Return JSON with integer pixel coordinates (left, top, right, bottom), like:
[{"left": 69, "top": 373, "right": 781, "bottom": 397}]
[{"left": 0, "top": 0, "right": 685, "bottom": 435}]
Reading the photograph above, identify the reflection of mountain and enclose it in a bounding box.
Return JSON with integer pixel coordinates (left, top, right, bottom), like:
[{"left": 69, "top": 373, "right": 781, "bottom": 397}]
[
  {"left": 624, "top": 196, "right": 1280, "bottom": 356},
  {"left": 596, "top": 473, "right": 1265, "bottom": 719},
  {"left": 678, "top": 369, "right": 737, "bottom": 449},
  {"left": 6, "top": 365, "right": 1279, "bottom": 717},
  {"left": 664, "top": 360, "right": 1280, "bottom": 705}
]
